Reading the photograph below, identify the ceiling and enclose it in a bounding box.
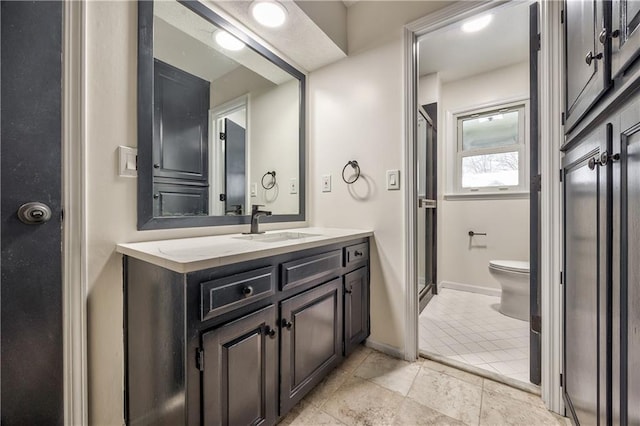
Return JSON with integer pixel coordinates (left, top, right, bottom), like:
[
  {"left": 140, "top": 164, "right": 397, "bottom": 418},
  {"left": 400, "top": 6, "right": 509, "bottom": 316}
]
[{"left": 418, "top": 2, "right": 529, "bottom": 82}]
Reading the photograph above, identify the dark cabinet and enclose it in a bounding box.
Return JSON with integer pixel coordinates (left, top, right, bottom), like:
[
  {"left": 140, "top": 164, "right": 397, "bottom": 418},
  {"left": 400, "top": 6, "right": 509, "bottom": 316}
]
[
  {"left": 344, "top": 266, "right": 369, "bottom": 356},
  {"left": 201, "top": 305, "right": 278, "bottom": 426},
  {"left": 611, "top": 0, "right": 640, "bottom": 78},
  {"left": 562, "top": 125, "right": 609, "bottom": 426},
  {"left": 152, "top": 182, "right": 209, "bottom": 217},
  {"left": 279, "top": 279, "right": 343, "bottom": 414},
  {"left": 564, "top": 0, "right": 610, "bottom": 132}
]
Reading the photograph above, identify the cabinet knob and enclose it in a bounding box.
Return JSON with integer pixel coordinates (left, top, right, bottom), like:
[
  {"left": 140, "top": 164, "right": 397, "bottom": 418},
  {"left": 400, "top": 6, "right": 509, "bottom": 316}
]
[
  {"left": 242, "top": 286, "right": 254, "bottom": 297},
  {"left": 354, "top": 250, "right": 363, "bottom": 257},
  {"left": 281, "top": 318, "right": 292, "bottom": 329},
  {"left": 153, "top": 163, "right": 160, "bottom": 169},
  {"left": 598, "top": 28, "right": 607, "bottom": 44},
  {"left": 264, "top": 326, "right": 276, "bottom": 338},
  {"left": 585, "top": 51, "right": 603, "bottom": 66},
  {"left": 153, "top": 193, "right": 159, "bottom": 199},
  {"left": 345, "top": 286, "right": 353, "bottom": 294}
]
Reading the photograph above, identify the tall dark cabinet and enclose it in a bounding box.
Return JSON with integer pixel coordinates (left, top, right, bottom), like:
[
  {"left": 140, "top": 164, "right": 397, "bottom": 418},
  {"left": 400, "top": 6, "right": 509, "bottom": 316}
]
[{"left": 563, "top": 1, "right": 640, "bottom": 424}]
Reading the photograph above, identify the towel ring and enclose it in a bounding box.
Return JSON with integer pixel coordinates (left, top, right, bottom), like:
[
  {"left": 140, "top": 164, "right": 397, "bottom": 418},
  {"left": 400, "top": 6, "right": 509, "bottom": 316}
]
[
  {"left": 342, "top": 160, "right": 360, "bottom": 184},
  {"left": 261, "top": 171, "right": 276, "bottom": 190}
]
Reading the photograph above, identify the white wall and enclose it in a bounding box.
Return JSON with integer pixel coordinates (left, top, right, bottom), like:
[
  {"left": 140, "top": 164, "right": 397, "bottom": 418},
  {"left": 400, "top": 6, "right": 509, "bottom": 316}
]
[
  {"left": 84, "top": 2, "right": 305, "bottom": 424},
  {"left": 418, "top": 73, "right": 440, "bottom": 106},
  {"left": 249, "top": 79, "right": 300, "bottom": 214},
  {"left": 308, "top": 0, "right": 453, "bottom": 352},
  {"left": 437, "top": 62, "right": 530, "bottom": 290}
]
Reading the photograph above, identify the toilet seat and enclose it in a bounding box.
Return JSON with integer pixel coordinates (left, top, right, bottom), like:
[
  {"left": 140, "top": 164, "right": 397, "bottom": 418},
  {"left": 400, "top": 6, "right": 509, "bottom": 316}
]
[{"left": 489, "top": 260, "right": 530, "bottom": 274}]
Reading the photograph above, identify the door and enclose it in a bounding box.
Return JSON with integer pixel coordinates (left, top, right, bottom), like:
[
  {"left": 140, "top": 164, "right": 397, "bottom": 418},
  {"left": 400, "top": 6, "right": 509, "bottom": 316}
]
[
  {"left": 611, "top": 0, "right": 640, "bottom": 78},
  {"left": 280, "top": 279, "right": 343, "bottom": 414},
  {"left": 201, "top": 305, "right": 278, "bottom": 426},
  {"left": 344, "top": 266, "right": 369, "bottom": 356},
  {"left": 417, "top": 105, "right": 437, "bottom": 312},
  {"left": 563, "top": 124, "right": 609, "bottom": 426},
  {"left": 529, "top": 1, "right": 542, "bottom": 386},
  {"left": 224, "top": 118, "right": 246, "bottom": 215},
  {"left": 1, "top": 1, "right": 64, "bottom": 423},
  {"left": 564, "top": 0, "right": 610, "bottom": 131}
]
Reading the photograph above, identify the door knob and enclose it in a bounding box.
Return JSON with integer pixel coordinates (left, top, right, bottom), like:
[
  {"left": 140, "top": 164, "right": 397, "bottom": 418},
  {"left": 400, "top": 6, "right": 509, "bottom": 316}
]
[{"left": 17, "top": 202, "right": 52, "bottom": 225}]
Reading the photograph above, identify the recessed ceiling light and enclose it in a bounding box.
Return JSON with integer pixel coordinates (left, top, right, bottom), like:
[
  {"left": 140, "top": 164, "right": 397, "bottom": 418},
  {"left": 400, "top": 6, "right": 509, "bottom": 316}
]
[
  {"left": 251, "top": 1, "right": 287, "bottom": 28},
  {"left": 462, "top": 14, "right": 492, "bottom": 33},
  {"left": 215, "top": 31, "right": 245, "bottom": 51}
]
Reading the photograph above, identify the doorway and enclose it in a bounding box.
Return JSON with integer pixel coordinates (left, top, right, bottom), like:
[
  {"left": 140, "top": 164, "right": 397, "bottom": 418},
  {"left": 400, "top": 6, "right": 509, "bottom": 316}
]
[{"left": 412, "top": 1, "right": 539, "bottom": 389}]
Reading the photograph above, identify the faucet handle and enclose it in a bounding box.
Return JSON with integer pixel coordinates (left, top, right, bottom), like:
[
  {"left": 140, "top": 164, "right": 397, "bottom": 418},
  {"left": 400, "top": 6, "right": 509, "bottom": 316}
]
[{"left": 251, "top": 204, "right": 265, "bottom": 212}]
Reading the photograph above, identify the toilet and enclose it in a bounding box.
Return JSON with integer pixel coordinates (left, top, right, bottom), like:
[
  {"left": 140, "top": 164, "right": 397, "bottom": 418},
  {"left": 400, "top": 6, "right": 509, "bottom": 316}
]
[{"left": 488, "top": 260, "right": 530, "bottom": 321}]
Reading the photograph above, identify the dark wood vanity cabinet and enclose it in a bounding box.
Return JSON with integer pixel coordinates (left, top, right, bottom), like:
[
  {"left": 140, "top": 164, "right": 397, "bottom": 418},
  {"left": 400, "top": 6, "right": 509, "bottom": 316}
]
[{"left": 124, "top": 237, "right": 370, "bottom": 426}]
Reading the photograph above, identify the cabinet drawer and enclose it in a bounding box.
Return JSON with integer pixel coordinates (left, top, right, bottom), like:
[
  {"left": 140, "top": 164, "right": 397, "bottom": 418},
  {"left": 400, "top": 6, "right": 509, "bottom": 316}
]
[
  {"left": 345, "top": 243, "right": 368, "bottom": 266},
  {"left": 200, "top": 266, "right": 276, "bottom": 321},
  {"left": 281, "top": 250, "right": 342, "bottom": 291}
]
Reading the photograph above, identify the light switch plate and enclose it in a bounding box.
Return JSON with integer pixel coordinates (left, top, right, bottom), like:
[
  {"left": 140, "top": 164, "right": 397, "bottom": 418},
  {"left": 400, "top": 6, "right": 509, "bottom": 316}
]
[
  {"left": 387, "top": 170, "right": 400, "bottom": 190},
  {"left": 322, "top": 174, "right": 331, "bottom": 192},
  {"left": 118, "top": 146, "right": 137, "bottom": 177},
  {"left": 250, "top": 183, "right": 257, "bottom": 197},
  {"left": 289, "top": 178, "right": 298, "bottom": 194}
]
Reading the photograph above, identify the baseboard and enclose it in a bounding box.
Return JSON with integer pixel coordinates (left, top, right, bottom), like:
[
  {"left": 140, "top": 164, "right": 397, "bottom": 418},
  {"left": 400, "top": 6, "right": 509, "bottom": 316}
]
[
  {"left": 364, "top": 339, "right": 404, "bottom": 359},
  {"left": 438, "top": 280, "right": 501, "bottom": 297}
]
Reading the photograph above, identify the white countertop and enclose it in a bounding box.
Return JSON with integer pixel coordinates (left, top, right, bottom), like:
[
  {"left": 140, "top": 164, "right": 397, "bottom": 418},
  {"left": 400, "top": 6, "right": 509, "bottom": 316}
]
[{"left": 116, "top": 227, "right": 373, "bottom": 273}]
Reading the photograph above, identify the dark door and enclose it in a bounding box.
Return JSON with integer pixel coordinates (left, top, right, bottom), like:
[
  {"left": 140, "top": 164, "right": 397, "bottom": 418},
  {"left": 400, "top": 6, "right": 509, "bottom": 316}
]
[
  {"left": 1, "top": 1, "right": 64, "bottom": 424},
  {"left": 529, "top": 1, "right": 542, "bottom": 387},
  {"left": 564, "top": 0, "right": 609, "bottom": 131},
  {"left": 563, "top": 125, "right": 609, "bottom": 426},
  {"left": 202, "top": 305, "right": 278, "bottom": 426},
  {"left": 224, "top": 118, "right": 246, "bottom": 215},
  {"left": 417, "top": 105, "right": 437, "bottom": 312},
  {"left": 344, "top": 266, "right": 369, "bottom": 356},
  {"left": 153, "top": 59, "right": 209, "bottom": 182},
  {"left": 611, "top": 0, "right": 640, "bottom": 78},
  {"left": 280, "top": 279, "right": 343, "bottom": 414}
]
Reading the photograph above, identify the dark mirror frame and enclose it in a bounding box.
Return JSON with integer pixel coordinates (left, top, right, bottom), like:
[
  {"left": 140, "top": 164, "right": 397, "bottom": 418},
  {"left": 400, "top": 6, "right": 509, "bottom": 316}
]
[{"left": 137, "top": 0, "right": 306, "bottom": 230}]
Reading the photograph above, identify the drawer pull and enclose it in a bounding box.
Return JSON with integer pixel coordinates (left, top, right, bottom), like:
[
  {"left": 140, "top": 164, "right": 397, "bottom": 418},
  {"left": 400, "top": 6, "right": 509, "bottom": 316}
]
[
  {"left": 281, "top": 318, "right": 293, "bottom": 329},
  {"left": 264, "top": 325, "right": 276, "bottom": 338},
  {"left": 242, "top": 286, "right": 254, "bottom": 297},
  {"left": 354, "top": 250, "right": 363, "bottom": 257}
]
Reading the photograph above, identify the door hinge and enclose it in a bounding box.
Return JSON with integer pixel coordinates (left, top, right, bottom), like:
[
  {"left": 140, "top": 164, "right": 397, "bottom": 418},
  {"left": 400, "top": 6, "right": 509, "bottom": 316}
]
[
  {"left": 560, "top": 271, "right": 563, "bottom": 284},
  {"left": 561, "top": 112, "right": 565, "bottom": 125},
  {"left": 531, "top": 174, "right": 542, "bottom": 192},
  {"left": 560, "top": 373, "right": 563, "bottom": 387},
  {"left": 560, "top": 10, "right": 564, "bottom": 24},
  {"left": 531, "top": 315, "right": 541, "bottom": 333},
  {"left": 60, "top": 208, "right": 64, "bottom": 222},
  {"left": 537, "top": 33, "right": 541, "bottom": 51},
  {"left": 560, "top": 169, "right": 564, "bottom": 182},
  {"left": 196, "top": 348, "right": 204, "bottom": 372},
  {"left": 219, "top": 132, "right": 226, "bottom": 141}
]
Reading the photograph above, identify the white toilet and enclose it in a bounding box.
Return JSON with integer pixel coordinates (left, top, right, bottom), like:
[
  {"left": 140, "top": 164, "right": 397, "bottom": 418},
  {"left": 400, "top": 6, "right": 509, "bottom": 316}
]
[{"left": 488, "top": 260, "right": 530, "bottom": 321}]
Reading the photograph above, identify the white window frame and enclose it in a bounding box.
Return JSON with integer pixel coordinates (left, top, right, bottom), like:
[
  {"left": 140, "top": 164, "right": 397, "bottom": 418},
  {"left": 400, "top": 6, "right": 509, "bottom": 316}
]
[{"left": 447, "top": 98, "right": 530, "bottom": 198}]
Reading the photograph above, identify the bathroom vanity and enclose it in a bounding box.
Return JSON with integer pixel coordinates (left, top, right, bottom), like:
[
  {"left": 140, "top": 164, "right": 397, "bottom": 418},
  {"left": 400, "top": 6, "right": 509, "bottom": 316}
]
[{"left": 118, "top": 228, "right": 371, "bottom": 425}]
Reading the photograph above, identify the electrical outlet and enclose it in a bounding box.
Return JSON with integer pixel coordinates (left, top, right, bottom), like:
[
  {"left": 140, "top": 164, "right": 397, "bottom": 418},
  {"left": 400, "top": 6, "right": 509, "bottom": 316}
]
[
  {"left": 387, "top": 170, "right": 400, "bottom": 190},
  {"left": 250, "top": 183, "right": 257, "bottom": 197},
  {"left": 322, "top": 175, "right": 331, "bottom": 192},
  {"left": 289, "top": 178, "right": 298, "bottom": 194}
]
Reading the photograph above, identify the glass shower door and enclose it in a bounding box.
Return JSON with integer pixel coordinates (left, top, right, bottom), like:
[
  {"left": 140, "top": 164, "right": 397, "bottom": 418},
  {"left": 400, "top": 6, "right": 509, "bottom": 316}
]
[{"left": 418, "top": 106, "right": 438, "bottom": 312}]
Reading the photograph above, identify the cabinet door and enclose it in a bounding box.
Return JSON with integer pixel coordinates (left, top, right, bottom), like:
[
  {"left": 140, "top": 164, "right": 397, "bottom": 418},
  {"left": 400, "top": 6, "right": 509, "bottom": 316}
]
[
  {"left": 153, "top": 59, "right": 209, "bottom": 182},
  {"left": 617, "top": 118, "right": 640, "bottom": 425},
  {"left": 564, "top": 0, "right": 609, "bottom": 131},
  {"left": 344, "top": 266, "right": 370, "bottom": 356},
  {"left": 202, "top": 305, "right": 277, "bottom": 426},
  {"left": 563, "top": 125, "right": 609, "bottom": 426},
  {"left": 152, "top": 182, "right": 208, "bottom": 217},
  {"left": 611, "top": 0, "right": 640, "bottom": 78},
  {"left": 280, "top": 279, "right": 343, "bottom": 414}
]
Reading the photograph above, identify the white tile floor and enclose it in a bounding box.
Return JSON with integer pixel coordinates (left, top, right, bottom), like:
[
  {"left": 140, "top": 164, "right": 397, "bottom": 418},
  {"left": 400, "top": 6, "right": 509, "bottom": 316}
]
[{"left": 418, "top": 288, "right": 531, "bottom": 384}]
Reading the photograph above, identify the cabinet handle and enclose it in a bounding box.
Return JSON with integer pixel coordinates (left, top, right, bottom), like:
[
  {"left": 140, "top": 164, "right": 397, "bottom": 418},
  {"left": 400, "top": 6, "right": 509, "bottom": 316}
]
[
  {"left": 345, "top": 286, "right": 353, "bottom": 294},
  {"left": 354, "top": 250, "right": 363, "bottom": 257},
  {"left": 153, "top": 163, "right": 160, "bottom": 169},
  {"left": 281, "top": 318, "right": 292, "bottom": 329},
  {"left": 153, "top": 193, "right": 159, "bottom": 199},
  {"left": 588, "top": 151, "right": 620, "bottom": 170},
  {"left": 585, "top": 51, "right": 603, "bottom": 66},
  {"left": 264, "top": 325, "right": 276, "bottom": 338},
  {"left": 599, "top": 28, "right": 607, "bottom": 44},
  {"left": 242, "top": 286, "right": 254, "bottom": 297}
]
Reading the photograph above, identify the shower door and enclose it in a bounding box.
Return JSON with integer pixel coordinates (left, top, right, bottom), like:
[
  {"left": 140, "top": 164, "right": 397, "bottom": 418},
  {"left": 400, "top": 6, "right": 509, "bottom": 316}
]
[{"left": 418, "top": 105, "right": 438, "bottom": 312}]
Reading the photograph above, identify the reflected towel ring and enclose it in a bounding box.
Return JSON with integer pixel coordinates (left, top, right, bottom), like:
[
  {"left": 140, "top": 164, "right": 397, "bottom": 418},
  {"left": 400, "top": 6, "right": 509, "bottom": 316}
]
[
  {"left": 261, "top": 171, "right": 277, "bottom": 190},
  {"left": 342, "top": 160, "right": 360, "bottom": 184}
]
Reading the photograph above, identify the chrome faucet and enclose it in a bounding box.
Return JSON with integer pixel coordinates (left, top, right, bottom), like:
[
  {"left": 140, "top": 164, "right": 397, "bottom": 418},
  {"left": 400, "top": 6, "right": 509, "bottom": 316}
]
[{"left": 246, "top": 204, "right": 272, "bottom": 234}]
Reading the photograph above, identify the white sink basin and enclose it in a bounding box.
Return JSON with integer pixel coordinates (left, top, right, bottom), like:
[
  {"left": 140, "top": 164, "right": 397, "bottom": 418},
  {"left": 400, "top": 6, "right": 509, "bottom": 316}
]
[{"left": 233, "top": 232, "right": 321, "bottom": 243}]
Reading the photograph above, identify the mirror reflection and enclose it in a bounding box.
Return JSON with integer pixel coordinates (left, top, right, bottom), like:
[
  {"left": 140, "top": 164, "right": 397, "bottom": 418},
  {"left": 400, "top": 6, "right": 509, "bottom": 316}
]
[{"left": 150, "top": 0, "right": 301, "bottom": 219}]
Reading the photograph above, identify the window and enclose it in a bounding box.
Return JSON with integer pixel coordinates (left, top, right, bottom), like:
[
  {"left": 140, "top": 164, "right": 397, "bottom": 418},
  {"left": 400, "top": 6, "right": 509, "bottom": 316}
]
[{"left": 455, "top": 103, "right": 527, "bottom": 194}]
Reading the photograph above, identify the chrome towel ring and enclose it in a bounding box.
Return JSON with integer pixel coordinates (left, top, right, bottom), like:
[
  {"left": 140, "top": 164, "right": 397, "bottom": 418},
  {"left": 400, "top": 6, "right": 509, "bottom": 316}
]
[
  {"left": 342, "top": 160, "right": 360, "bottom": 184},
  {"left": 261, "top": 171, "right": 276, "bottom": 190}
]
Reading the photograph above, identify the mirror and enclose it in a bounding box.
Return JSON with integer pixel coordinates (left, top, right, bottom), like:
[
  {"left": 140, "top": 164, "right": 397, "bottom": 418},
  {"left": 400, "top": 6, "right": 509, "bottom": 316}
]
[{"left": 137, "top": 0, "right": 305, "bottom": 230}]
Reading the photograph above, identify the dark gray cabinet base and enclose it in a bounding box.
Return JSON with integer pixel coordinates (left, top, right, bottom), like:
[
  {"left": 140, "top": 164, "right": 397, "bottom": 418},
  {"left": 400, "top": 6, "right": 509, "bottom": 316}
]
[{"left": 124, "top": 237, "right": 370, "bottom": 426}]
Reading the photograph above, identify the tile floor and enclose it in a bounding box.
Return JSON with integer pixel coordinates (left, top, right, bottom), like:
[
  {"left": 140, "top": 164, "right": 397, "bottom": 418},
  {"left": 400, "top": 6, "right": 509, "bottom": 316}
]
[
  {"left": 418, "top": 289, "right": 531, "bottom": 384},
  {"left": 279, "top": 346, "right": 569, "bottom": 426}
]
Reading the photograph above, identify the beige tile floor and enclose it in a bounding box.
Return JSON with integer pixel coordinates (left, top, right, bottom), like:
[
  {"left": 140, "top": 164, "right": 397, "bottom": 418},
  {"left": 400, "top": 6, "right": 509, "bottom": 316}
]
[{"left": 279, "top": 346, "right": 570, "bottom": 426}]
